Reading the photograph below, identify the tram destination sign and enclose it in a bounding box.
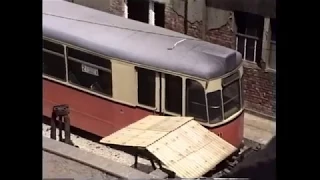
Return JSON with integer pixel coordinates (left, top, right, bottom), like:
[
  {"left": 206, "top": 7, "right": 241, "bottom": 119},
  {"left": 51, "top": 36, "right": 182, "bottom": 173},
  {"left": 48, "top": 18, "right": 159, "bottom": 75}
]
[{"left": 81, "top": 64, "right": 99, "bottom": 76}]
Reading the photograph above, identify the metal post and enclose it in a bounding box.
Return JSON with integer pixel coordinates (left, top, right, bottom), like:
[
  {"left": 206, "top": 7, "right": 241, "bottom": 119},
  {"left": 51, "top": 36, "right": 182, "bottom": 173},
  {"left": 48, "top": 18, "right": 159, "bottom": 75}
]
[
  {"left": 150, "top": 159, "right": 156, "bottom": 170},
  {"left": 58, "top": 116, "right": 63, "bottom": 142},
  {"left": 50, "top": 111, "right": 57, "bottom": 140},
  {"left": 64, "top": 116, "right": 71, "bottom": 144},
  {"left": 52, "top": 104, "right": 74, "bottom": 146},
  {"left": 134, "top": 150, "right": 139, "bottom": 168}
]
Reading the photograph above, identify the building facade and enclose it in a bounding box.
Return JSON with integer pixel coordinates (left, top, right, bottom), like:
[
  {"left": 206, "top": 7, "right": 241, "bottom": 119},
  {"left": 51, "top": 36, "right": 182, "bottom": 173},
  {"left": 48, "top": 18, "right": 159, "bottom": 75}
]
[{"left": 68, "top": 0, "right": 276, "bottom": 119}]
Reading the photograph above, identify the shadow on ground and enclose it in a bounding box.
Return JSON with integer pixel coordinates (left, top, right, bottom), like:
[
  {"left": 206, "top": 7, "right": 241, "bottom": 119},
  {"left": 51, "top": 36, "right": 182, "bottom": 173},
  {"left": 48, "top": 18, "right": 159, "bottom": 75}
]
[{"left": 224, "top": 136, "right": 276, "bottom": 180}]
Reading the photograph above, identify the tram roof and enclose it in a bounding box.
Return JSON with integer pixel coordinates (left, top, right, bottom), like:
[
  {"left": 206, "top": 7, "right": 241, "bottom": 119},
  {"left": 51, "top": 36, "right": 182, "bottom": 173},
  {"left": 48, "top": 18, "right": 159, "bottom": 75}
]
[{"left": 43, "top": 0, "right": 242, "bottom": 80}]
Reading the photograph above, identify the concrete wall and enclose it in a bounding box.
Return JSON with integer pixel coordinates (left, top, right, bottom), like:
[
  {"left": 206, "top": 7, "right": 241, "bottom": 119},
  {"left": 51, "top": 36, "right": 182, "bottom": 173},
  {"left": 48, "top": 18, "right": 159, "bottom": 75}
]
[
  {"left": 164, "top": 0, "right": 235, "bottom": 48},
  {"left": 67, "top": 0, "right": 276, "bottom": 118}
]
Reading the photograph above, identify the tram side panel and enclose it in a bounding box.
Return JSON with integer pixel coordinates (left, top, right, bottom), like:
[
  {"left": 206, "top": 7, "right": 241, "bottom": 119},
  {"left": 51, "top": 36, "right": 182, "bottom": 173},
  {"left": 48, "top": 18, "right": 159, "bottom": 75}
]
[
  {"left": 43, "top": 79, "right": 156, "bottom": 137},
  {"left": 43, "top": 78, "right": 244, "bottom": 147},
  {"left": 209, "top": 112, "right": 244, "bottom": 148}
]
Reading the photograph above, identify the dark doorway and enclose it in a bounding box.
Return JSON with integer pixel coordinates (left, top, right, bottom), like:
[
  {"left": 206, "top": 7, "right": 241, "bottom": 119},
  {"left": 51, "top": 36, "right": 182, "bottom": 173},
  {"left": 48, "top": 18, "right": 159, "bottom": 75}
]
[
  {"left": 154, "top": 2, "right": 165, "bottom": 27},
  {"left": 127, "top": 0, "right": 149, "bottom": 23}
]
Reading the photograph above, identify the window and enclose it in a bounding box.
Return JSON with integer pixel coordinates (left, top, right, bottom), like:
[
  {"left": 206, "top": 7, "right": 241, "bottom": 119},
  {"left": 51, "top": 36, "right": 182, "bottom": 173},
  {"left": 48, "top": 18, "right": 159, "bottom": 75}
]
[
  {"left": 222, "top": 80, "right": 241, "bottom": 119},
  {"left": 165, "top": 74, "right": 182, "bottom": 115},
  {"left": 269, "top": 18, "right": 276, "bottom": 70},
  {"left": 206, "top": 72, "right": 242, "bottom": 124},
  {"left": 137, "top": 67, "right": 156, "bottom": 107},
  {"left": 186, "top": 79, "right": 207, "bottom": 122},
  {"left": 43, "top": 39, "right": 64, "bottom": 54},
  {"left": 43, "top": 51, "right": 66, "bottom": 81},
  {"left": 68, "top": 47, "right": 111, "bottom": 69},
  {"left": 42, "top": 39, "right": 66, "bottom": 81},
  {"left": 154, "top": 2, "right": 165, "bottom": 27},
  {"left": 127, "top": 0, "right": 149, "bottom": 23},
  {"left": 235, "top": 11, "right": 264, "bottom": 63},
  {"left": 67, "top": 47, "right": 112, "bottom": 96},
  {"left": 206, "top": 90, "right": 223, "bottom": 124}
]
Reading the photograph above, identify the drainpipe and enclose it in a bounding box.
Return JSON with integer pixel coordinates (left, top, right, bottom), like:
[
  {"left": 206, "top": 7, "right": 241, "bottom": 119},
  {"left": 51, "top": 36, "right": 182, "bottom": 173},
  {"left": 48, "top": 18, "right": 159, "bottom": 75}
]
[
  {"left": 184, "top": 0, "right": 188, "bottom": 34},
  {"left": 201, "top": 0, "right": 207, "bottom": 39}
]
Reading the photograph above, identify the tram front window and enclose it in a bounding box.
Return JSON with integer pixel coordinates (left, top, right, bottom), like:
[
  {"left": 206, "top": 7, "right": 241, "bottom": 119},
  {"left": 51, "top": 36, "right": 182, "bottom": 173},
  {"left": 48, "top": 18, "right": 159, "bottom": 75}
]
[
  {"left": 223, "top": 80, "right": 241, "bottom": 119},
  {"left": 186, "top": 79, "right": 207, "bottom": 122},
  {"left": 186, "top": 79, "right": 223, "bottom": 123},
  {"left": 185, "top": 76, "right": 242, "bottom": 124},
  {"left": 207, "top": 90, "right": 223, "bottom": 123}
]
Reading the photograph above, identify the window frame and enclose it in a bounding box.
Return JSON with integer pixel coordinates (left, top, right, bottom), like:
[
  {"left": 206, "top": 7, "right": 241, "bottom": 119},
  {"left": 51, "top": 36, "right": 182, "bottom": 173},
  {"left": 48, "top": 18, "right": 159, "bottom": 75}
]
[
  {"left": 67, "top": 47, "right": 112, "bottom": 69},
  {"left": 43, "top": 37, "right": 143, "bottom": 108},
  {"left": 222, "top": 78, "right": 241, "bottom": 120},
  {"left": 66, "top": 47, "right": 113, "bottom": 97},
  {"left": 43, "top": 39, "right": 65, "bottom": 54},
  {"left": 205, "top": 89, "right": 223, "bottom": 124},
  {"left": 42, "top": 39, "right": 67, "bottom": 82},
  {"left": 203, "top": 70, "right": 243, "bottom": 125},
  {"left": 234, "top": 11, "right": 264, "bottom": 64},
  {"left": 136, "top": 67, "right": 160, "bottom": 112},
  {"left": 161, "top": 73, "right": 184, "bottom": 116},
  {"left": 185, "top": 78, "right": 208, "bottom": 122}
]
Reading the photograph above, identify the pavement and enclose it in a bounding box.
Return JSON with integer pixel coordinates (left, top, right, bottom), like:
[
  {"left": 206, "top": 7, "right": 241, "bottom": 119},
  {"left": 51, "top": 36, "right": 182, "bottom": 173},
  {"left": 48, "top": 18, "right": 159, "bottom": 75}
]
[
  {"left": 243, "top": 113, "right": 276, "bottom": 145},
  {"left": 43, "top": 137, "right": 158, "bottom": 180},
  {"left": 43, "top": 151, "right": 118, "bottom": 180}
]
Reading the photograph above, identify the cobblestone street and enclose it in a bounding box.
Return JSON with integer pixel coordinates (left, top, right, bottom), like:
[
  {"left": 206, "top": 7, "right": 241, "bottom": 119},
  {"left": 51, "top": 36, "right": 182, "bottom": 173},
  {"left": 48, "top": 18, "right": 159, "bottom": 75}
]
[{"left": 244, "top": 113, "right": 276, "bottom": 145}]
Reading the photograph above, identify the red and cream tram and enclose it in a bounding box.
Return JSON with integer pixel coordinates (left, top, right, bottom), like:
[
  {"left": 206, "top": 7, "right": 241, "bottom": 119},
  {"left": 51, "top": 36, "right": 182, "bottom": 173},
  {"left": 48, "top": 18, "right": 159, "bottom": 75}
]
[{"left": 43, "top": 0, "right": 244, "bottom": 147}]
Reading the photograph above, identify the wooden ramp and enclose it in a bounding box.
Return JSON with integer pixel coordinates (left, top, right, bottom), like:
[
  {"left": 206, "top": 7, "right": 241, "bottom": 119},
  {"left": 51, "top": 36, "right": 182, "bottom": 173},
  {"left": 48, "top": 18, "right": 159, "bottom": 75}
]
[{"left": 100, "top": 115, "right": 237, "bottom": 178}]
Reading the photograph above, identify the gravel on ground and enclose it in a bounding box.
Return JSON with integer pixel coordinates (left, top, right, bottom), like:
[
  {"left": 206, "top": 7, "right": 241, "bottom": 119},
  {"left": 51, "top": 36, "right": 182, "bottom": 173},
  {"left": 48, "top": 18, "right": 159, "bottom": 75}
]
[{"left": 42, "top": 123, "right": 151, "bottom": 167}]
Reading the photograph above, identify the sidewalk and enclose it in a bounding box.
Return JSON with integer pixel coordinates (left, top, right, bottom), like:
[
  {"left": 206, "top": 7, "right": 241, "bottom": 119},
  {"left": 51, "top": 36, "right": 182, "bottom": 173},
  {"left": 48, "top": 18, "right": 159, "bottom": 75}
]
[{"left": 243, "top": 113, "right": 276, "bottom": 145}]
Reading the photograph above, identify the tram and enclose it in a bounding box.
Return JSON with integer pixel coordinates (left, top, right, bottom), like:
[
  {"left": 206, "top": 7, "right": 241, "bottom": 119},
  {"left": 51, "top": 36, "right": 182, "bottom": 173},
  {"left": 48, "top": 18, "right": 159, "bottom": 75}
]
[{"left": 43, "top": 0, "right": 244, "bottom": 147}]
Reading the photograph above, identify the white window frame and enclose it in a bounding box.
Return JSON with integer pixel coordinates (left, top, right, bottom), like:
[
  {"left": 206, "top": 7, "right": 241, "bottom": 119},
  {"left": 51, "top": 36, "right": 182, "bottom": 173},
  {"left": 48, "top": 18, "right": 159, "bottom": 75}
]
[
  {"left": 135, "top": 68, "right": 161, "bottom": 112},
  {"left": 234, "top": 14, "right": 276, "bottom": 72},
  {"left": 235, "top": 33, "right": 260, "bottom": 63},
  {"left": 161, "top": 73, "right": 185, "bottom": 116}
]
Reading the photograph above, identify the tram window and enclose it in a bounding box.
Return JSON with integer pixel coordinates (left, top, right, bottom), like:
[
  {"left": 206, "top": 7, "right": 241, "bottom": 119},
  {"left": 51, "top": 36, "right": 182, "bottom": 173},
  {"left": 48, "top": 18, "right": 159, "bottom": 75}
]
[
  {"left": 67, "top": 47, "right": 111, "bottom": 69},
  {"left": 67, "top": 60, "right": 112, "bottom": 96},
  {"left": 136, "top": 67, "right": 156, "bottom": 107},
  {"left": 43, "top": 50, "right": 66, "bottom": 81},
  {"left": 186, "top": 79, "right": 207, "bottom": 122},
  {"left": 223, "top": 80, "right": 241, "bottom": 119},
  {"left": 165, "top": 74, "right": 182, "bottom": 115},
  {"left": 43, "top": 39, "right": 64, "bottom": 54},
  {"left": 207, "top": 90, "right": 223, "bottom": 123}
]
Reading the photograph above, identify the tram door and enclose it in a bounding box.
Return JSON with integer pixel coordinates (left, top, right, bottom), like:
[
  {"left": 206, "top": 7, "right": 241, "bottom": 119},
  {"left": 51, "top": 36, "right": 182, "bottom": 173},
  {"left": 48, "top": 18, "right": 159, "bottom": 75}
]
[
  {"left": 136, "top": 68, "right": 161, "bottom": 115},
  {"left": 161, "top": 74, "right": 183, "bottom": 116}
]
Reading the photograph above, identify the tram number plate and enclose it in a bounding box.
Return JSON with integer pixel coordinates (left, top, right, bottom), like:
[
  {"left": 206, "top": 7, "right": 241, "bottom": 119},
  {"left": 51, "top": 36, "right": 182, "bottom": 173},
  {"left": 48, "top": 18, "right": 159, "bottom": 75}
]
[{"left": 81, "top": 64, "right": 99, "bottom": 76}]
